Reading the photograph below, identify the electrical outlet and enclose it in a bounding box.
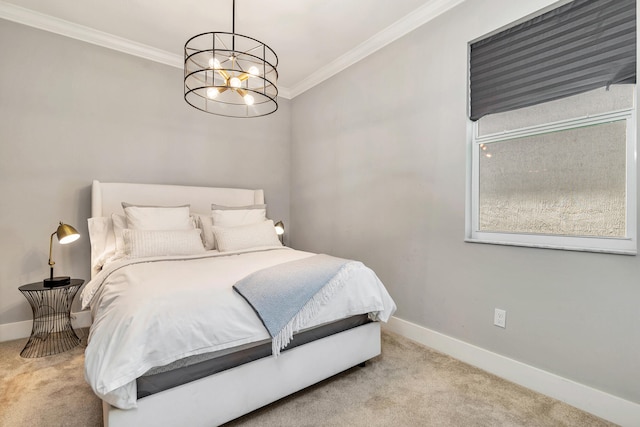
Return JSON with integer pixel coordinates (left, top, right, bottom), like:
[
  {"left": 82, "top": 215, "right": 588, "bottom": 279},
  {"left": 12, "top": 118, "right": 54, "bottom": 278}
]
[{"left": 494, "top": 308, "right": 506, "bottom": 328}]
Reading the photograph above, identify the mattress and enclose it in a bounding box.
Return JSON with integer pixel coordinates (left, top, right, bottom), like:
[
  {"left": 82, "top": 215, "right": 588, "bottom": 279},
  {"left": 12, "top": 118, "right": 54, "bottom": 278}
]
[{"left": 137, "top": 315, "right": 371, "bottom": 399}]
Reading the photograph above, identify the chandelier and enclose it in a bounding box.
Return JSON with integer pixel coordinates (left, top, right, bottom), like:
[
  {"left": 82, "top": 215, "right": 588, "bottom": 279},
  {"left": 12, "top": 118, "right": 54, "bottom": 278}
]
[{"left": 184, "top": 0, "right": 278, "bottom": 118}]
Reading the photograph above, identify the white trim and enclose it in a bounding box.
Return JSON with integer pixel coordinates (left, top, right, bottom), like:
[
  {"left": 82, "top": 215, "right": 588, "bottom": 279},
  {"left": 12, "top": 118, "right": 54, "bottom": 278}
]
[
  {"left": 467, "top": 103, "right": 637, "bottom": 255},
  {"left": 0, "top": 319, "right": 32, "bottom": 342},
  {"left": 464, "top": 237, "right": 637, "bottom": 255},
  {"left": 5, "top": 313, "right": 637, "bottom": 424},
  {"left": 476, "top": 109, "right": 635, "bottom": 144},
  {"left": 0, "top": 2, "right": 181, "bottom": 68},
  {"left": 0, "top": 310, "right": 92, "bottom": 343},
  {"left": 0, "top": 0, "right": 465, "bottom": 100},
  {"left": 277, "top": 86, "right": 292, "bottom": 100},
  {"left": 383, "top": 316, "right": 640, "bottom": 427},
  {"left": 0, "top": 2, "right": 293, "bottom": 100},
  {"left": 289, "top": 0, "right": 465, "bottom": 98}
]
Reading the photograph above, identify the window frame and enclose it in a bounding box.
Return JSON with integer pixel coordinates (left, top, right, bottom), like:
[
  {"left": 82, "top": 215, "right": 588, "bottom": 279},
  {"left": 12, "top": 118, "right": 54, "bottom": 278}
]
[{"left": 465, "top": 96, "right": 638, "bottom": 255}]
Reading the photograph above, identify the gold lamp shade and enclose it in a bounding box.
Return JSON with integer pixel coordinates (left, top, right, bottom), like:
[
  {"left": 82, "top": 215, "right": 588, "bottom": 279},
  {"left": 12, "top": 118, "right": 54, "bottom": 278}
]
[
  {"left": 56, "top": 223, "right": 80, "bottom": 244},
  {"left": 45, "top": 222, "right": 80, "bottom": 287}
]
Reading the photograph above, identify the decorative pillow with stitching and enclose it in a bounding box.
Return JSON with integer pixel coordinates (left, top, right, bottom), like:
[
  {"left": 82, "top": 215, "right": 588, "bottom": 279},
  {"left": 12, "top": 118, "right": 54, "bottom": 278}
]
[
  {"left": 111, "top": 213, "right": 128, "bottom": 258},
  {"left": 211, "top": 204, "right": 267, "bottom": 227},
  {"left": 212, "top": 220, "right": 282, "bottom": 252},
  {"left": 122, "top": 228, "right": 205, "bottom": 258},
  {"left": 203, "top": 204, "right": 267, "bottom": 249},
  {"left": 122, "top": 203, "right": 193, "bottom": 231}
]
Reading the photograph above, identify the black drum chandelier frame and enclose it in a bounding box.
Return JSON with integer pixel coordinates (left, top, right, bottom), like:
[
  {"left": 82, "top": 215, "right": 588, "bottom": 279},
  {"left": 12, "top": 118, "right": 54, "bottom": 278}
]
[{"left": 184, "top": 0, "right": 278, "bottom": 118}]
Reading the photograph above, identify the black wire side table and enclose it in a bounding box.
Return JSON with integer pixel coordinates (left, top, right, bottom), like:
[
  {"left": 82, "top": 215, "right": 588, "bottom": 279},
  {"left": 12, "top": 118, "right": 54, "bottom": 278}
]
[{"left": 18, "top": 279, "right": 84, "bottom": 358}]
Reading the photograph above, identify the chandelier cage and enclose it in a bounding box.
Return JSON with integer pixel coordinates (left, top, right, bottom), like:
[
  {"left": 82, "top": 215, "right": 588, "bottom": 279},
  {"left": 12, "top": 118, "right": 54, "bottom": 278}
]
[{"left": 184, "top": 2, "right": 278, "bottom": 118}]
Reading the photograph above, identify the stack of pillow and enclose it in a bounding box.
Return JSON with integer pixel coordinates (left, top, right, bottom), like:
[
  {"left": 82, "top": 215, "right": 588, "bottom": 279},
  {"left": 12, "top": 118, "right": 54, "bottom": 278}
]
[
  {"left": 88, "top": 202, "right": 282, "bottom": 276},
  {"left": 196, "top": 203, "right": 275, "bottom": 252}
]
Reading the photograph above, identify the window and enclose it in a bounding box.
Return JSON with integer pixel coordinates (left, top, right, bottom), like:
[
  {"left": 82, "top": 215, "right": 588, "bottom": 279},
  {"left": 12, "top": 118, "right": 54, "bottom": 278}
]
[
  {"left": 468, "top": 87, "right": 636, "bottom": 254},
  {"left": 466, "top": 0, "right": 637, "bottom": 254}
]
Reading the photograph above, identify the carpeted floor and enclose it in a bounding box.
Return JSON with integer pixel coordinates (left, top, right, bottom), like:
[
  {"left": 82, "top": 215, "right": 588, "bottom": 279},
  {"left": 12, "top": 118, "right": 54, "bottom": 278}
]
[
  {"left": 0, "top": 328, "right": 101, "bottom": 427},
  {"left": 0, "top": 329, "right": 616, "bottom": 427}
]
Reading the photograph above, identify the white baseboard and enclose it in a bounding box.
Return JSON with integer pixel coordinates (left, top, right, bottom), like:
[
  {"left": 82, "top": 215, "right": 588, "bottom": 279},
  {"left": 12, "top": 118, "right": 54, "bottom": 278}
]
[
  {"left": 0, "top": 310, "right": 92, "bottom": 343},
  {"left": 383, "top": 316, "right": 640, "bottom": 427},
  {"left": 3, "top": 312, "right": 637, "bottom": 425}
]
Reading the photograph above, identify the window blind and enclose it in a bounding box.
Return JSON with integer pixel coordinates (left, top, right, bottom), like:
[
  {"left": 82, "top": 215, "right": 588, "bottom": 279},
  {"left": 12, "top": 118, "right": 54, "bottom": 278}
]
[{"left": 469, "top": 0, "right": 636, "bottom": 121}]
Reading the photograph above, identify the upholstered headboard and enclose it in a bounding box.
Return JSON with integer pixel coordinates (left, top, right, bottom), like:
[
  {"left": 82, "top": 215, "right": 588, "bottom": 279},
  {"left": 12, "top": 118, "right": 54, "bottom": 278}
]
[{"left": 91, "top": 180, "right": 265, "bottom": 218}]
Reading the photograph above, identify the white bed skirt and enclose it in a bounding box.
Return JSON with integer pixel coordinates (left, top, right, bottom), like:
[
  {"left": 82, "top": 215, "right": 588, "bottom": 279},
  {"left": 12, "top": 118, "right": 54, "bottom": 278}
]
[{"left": 103, "top": 322, "right": 381, "bottom": 427}]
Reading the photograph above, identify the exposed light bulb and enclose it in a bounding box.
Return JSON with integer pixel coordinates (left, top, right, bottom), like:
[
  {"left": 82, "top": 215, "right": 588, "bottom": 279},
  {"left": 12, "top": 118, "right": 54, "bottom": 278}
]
[
  {"left": 229, "top": 77, "right": 242, "bottom": 88},
  {"left": 206, "top": 87, "right": 219, "bottom": 99},
  {"left": 209, "top": 57, "right": 220, "bottom": 69},
  {"left": 244, "top": 94, "right": 255, "bottom": 106},
  {"left": 248, "top": 66, "right": 260, "bottom": 76}
]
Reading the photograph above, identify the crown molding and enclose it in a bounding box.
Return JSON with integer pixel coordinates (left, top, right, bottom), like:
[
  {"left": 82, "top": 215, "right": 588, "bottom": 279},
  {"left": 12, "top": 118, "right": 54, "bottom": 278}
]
[
  {"left": 277, "top": 86, "right": 292, "bottom": 100},
  {"left": 288, "top": 0, "right": 466, "bottom": 98},
  {"left": 0, "top": 1, "right": 296, "bottom": 99},
  {"left": 0, "top": 1, "right": 182, "bottom": 68},
  {"left": 0, "top": 0, "right": 464, "bottom": 100}
]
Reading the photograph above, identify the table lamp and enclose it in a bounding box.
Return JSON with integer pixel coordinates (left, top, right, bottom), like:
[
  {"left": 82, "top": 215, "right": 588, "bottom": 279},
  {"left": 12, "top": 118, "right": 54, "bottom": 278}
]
[
  {"left": 274, "top": 221, "right": 284, "bottom": 244},
  {"left": 44, "top": 221, "right": 80, "bottom": 287}
]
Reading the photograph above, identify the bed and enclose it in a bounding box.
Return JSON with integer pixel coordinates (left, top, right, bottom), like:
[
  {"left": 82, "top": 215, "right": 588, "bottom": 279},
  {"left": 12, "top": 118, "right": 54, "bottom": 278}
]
[{"left": 81, "top": 180, "right": 396, "bottom": 427}]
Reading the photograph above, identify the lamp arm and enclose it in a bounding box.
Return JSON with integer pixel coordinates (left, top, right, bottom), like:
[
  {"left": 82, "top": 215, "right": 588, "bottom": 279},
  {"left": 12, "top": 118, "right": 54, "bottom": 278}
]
[
  {"left": 48, "top": 231, "right": 56, "bottom": 281},
  {"left": 48, "top": 231, "right": 56, "bottom": 267}
]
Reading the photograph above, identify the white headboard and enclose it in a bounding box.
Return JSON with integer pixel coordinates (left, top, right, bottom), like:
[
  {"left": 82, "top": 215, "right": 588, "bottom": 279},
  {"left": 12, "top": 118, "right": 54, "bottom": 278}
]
[{"left": 91, "top": 180, "right": 265, "bottom": 217}]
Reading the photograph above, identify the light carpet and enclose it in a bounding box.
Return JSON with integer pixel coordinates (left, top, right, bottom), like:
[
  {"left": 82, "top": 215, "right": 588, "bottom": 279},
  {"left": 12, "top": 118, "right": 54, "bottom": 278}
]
[{"left": 0, "top": 329, "right": 615, "bottom": 426}]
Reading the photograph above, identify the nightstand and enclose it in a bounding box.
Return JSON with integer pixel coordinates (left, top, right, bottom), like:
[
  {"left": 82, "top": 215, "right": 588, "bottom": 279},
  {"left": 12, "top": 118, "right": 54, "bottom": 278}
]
[{"left": 18, "top": 279, "right": 84, "bottom": 358}]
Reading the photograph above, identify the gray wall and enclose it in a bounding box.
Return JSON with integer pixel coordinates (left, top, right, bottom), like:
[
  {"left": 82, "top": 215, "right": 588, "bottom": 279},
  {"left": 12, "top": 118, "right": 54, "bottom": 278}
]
[
  {"left": 0, "top": 20, "right": 291, "bottom": 325},
  {"left": 291, "top": 0, "right": 640, "bottom": 405},
  {"left": 3, "top": 0, "right": 639, "bottom": 408}
]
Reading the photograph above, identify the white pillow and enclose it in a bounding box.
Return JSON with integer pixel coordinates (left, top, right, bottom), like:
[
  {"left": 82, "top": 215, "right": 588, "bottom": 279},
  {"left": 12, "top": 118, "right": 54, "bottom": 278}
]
[
  {"left": 212, "top": 220, "right": 282, "bottom": 252},
  {"left": 193, "top": 213, "right": 215, "bottom": 250},
  {"left": 122, "top": 229, "right": 205, "bottom": 258},
  {"left": 211, "top": 204, "right": 267, "bottom": 227},
  {"left": 111, "top": 213, "right": 128, "bottom": 258},
  {"left": 123, "top": 204, "right": 193, "bottom": 231},
  {"left": 203, "top": 204, "right": 267, "bottom": 250},
  {"left": 87, "top": 217, "right": 115, "bottom": 276}
]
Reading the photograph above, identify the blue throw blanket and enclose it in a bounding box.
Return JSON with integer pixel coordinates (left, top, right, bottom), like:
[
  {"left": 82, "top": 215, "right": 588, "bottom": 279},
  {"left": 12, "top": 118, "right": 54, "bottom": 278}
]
[{"left": 233, "top": 254, "right": 353, "bottom": 356}]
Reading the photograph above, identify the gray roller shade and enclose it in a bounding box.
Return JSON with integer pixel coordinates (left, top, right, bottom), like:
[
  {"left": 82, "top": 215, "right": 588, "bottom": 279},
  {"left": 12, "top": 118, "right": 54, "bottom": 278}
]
[{"left": 470, "top": 0, "right": 636, "bottom": 121}]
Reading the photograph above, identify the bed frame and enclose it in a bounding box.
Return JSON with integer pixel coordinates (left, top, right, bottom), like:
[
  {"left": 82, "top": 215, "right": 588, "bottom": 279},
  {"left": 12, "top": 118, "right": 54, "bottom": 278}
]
[{"left": 90, "top": 180, "right": 381, "bottom": 427}]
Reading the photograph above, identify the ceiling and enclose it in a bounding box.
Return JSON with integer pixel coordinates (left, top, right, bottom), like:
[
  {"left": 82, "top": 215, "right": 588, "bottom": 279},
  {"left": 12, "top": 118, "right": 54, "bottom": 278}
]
[{"left": 0, "top": 0, "right": 463, "bottom": 98}]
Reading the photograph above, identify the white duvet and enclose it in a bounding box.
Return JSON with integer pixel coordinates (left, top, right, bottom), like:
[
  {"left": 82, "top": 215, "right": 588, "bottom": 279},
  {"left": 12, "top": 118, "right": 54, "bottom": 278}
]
[{"left": 81, "top": 247, "right": 396, "bottom": 409}]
